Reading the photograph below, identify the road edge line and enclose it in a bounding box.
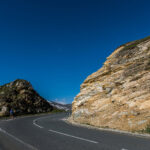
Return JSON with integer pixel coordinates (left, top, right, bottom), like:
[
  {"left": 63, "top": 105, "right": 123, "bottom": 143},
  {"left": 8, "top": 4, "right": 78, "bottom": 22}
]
[{"left": 0, "top": 128, "right": 38, "bottom": 150}]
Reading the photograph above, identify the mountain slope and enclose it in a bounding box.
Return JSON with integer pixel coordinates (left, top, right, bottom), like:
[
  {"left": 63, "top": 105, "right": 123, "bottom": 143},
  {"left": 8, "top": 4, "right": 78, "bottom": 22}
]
[
  {"left": 49, "top": 101, "right": 71, "bottom": 111},
  {"left": 0, "top": 79, "right": 53, "bottom": 116},
  {"left": 72, "top": 36, "right": 150, "bottom": 131}
]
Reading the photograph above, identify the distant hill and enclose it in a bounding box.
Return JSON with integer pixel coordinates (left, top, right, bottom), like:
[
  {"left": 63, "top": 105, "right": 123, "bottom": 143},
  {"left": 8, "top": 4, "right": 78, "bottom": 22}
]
[
  {"left": 0, "top": 79, "right": 53, "bottom": 116},
  {"left": 49, "top": 101, "right": 71, "bottom": 112}
]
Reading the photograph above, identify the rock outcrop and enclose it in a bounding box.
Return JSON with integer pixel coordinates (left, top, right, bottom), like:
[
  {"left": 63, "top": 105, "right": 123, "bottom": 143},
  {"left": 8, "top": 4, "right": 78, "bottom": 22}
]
[
  {"left": 72, "top": 36, "right": 150, "bottom": 131},
  {"left": 0, "top": 79, "right": 53, "bottom": 116}
]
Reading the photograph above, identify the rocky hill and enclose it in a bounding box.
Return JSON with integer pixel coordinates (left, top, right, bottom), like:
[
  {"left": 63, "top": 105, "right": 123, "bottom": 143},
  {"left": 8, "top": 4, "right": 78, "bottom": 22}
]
[
  {"left": 0, "top": 79, "right": 53, "bottom": 116},
  {"left": 72, "top": 36, "right": 150, "bottom": 132}
]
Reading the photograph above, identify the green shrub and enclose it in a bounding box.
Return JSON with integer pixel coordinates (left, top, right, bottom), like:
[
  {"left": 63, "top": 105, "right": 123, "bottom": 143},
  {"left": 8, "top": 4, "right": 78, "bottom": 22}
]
[{"left": 145, "top": 126, "right": 150, "bottom": 133}]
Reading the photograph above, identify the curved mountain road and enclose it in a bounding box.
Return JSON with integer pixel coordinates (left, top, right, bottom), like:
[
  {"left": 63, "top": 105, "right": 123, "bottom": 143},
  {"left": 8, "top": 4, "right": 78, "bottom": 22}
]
[{"left": 0, "top": 113, "right": 150, "bottom": 150}]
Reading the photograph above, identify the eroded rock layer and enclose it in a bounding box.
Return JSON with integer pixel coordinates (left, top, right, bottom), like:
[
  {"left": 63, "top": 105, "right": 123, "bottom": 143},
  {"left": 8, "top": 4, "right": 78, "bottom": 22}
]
[{"left": 72, "top": 36, "right": 150, "bottom": 131}]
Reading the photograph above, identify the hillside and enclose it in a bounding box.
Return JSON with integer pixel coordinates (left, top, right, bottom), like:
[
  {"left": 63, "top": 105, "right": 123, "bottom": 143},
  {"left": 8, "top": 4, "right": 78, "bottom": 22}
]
[
  {"left": 72, "top": 36, "right": 150, "bottom": 131},
  {"left": 0, "top": 79, "right": 53, "bottom": 116},
  {"left": 49, "top": 101, "right": 71, "bottom": 111}
]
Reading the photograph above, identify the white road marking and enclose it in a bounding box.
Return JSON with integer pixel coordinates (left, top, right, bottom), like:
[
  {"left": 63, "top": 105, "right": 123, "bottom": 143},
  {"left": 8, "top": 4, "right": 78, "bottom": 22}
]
[
  {"left": 0, "top": 128, "right": 38, "bottom": 150},
  {"left": 48, "top": 129, "right": 98, "bottom": 144},
  {"left": 121, "top": 148, "right": 128, "bottom": 150},
  {"left": 33, "top": 115, "right": 98, "bottom": 144},
  {"left": 32, "top": 115, "right": 55, "bottom": 129},
  {"left": 33, "top": 119, "right": 43, "bottom": 129}
]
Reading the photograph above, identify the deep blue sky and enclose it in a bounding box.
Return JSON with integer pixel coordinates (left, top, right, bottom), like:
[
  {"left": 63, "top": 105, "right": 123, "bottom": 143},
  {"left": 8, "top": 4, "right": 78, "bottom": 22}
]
[{"left": 0, "top": 0, "right": 150, "bottom": 104}]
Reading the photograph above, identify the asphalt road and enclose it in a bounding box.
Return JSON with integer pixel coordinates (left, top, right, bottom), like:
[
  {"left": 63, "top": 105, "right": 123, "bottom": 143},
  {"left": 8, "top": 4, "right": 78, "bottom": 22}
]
[{"left": 0, "top": 113, "right": 150, "bottom": 150}]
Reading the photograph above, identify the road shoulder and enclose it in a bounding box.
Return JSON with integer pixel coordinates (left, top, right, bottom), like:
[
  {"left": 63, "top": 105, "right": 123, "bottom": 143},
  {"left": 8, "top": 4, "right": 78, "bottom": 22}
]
[{"left": 65, "top": 117, "right": 150, "bottom": 139}]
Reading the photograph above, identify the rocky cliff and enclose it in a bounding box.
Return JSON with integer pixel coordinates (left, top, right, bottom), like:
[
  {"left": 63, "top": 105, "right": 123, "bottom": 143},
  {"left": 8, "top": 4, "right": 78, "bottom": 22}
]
[
  {"left": 72, "top": 36, "right": 150, "bottom": 132},
  {"left": 0, "top": 79, "right": 53, "bottom": 116}
]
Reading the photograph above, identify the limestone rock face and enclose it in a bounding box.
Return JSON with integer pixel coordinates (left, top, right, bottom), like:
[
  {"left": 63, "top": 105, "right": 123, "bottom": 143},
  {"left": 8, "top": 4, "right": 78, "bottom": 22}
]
[
  {"left": 0, "top": 79, "right": 53, "bottom": 116},
  {"left": 72, "top": 36, "right": 150, "bottom": 131}
]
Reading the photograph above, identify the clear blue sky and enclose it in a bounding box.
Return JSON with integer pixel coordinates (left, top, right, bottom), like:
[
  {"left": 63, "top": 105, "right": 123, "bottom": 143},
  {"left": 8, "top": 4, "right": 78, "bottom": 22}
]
[{"left": 0, "top": 0, "right": 150, "bottom": 104}]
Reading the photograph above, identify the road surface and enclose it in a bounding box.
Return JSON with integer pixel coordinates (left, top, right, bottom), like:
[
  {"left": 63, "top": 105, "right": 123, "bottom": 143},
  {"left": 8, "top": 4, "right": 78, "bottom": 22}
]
[{"left": 0, "top": 113, "right": 150, "bottom": 150}]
